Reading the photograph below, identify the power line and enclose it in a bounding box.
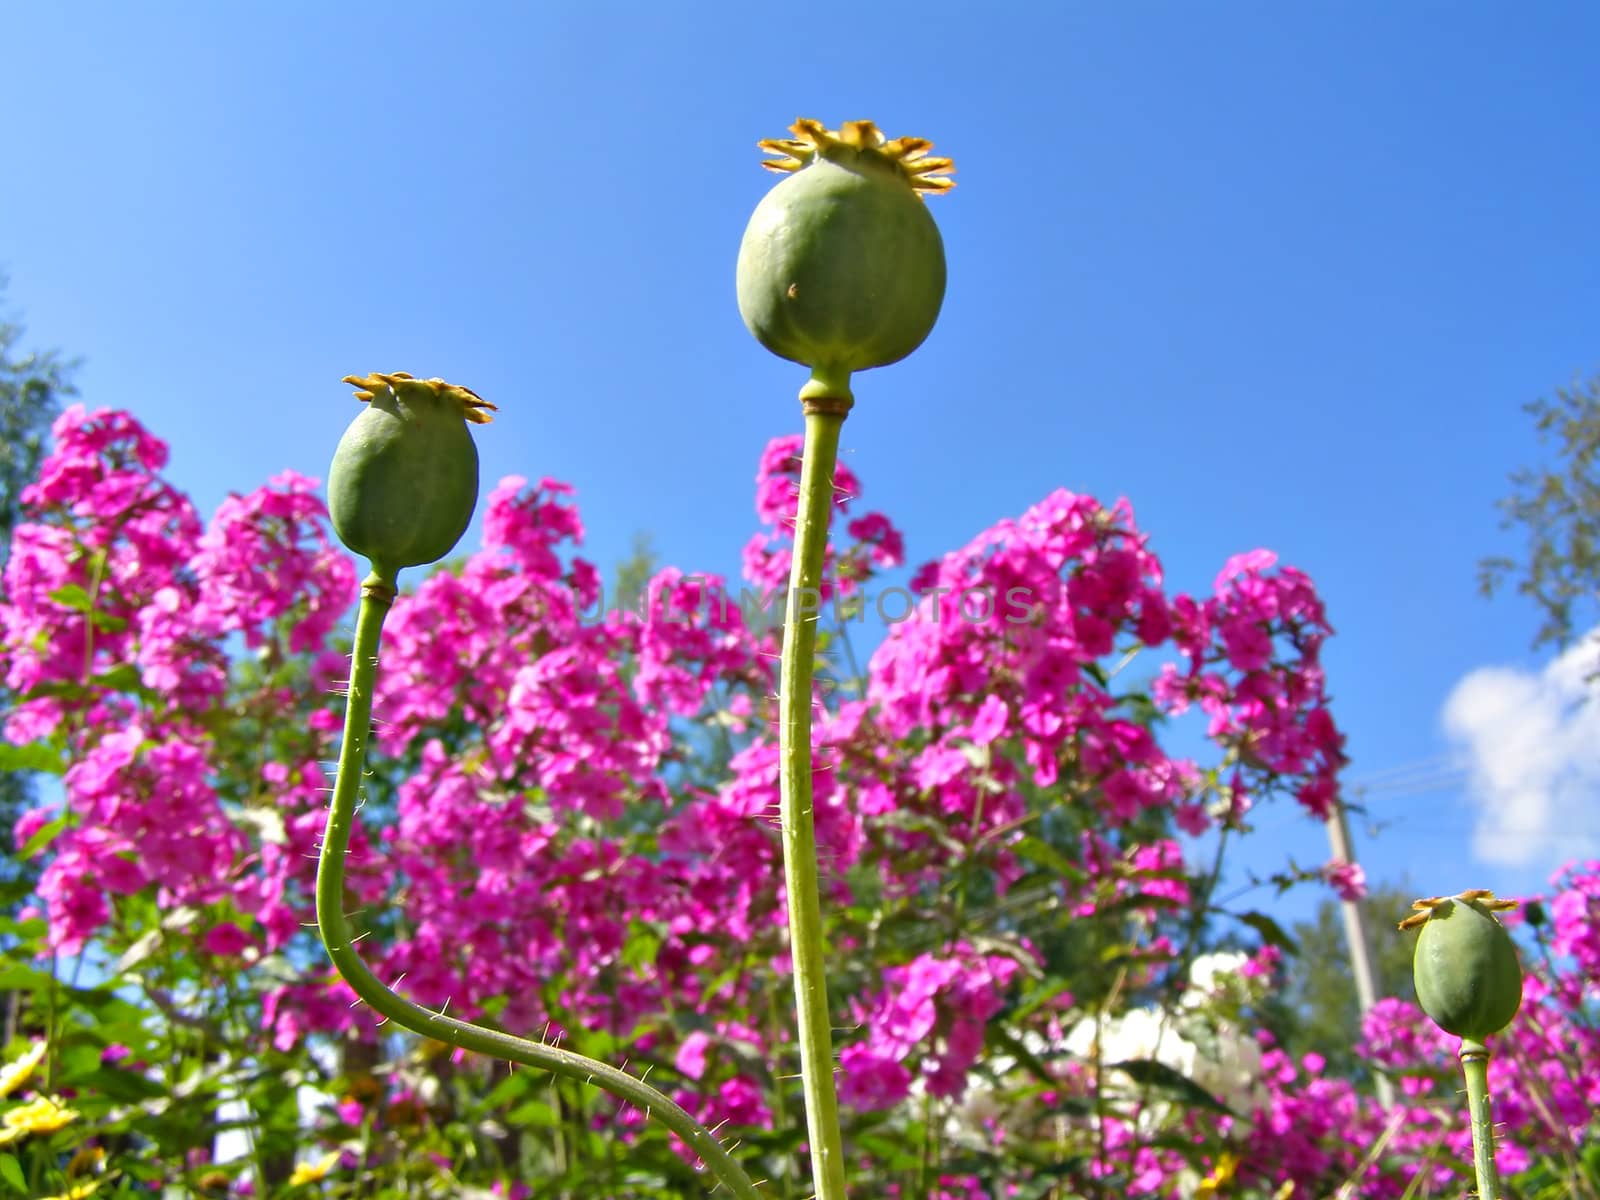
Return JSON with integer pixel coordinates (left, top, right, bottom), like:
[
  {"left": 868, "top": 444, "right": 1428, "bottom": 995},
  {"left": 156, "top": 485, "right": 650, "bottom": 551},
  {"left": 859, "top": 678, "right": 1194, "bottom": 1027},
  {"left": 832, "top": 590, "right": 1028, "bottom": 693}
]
[{"left": 1347, "top": 755, "right": 1460, "bottom": 788}]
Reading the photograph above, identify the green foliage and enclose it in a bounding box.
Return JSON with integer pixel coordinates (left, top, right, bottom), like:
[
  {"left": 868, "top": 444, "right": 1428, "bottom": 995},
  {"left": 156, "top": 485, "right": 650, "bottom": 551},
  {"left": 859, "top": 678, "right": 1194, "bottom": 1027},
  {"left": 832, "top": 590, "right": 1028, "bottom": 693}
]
[
  {"left": 1272, "top": 881, "right": 1417, "bottom": 1080},
  {"left": 1479, "top": 373, "right": 1600, "bottom": 651},
  {"left": 0, "top": 278, "right": 77, "bottom": 551},
  {"left": 0, "top": 280, "right": 77, "bottom": 895},
  {"left": 610, "top": 531, "right": 658, "bottom": 618}
]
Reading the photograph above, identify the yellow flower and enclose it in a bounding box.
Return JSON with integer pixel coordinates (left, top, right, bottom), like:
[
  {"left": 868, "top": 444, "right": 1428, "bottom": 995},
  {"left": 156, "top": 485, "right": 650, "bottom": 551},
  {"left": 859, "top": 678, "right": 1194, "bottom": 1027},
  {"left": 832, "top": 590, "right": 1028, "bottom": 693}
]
[
  {"left": 39, "top": 1183, "right": 100, "bottom": 1200},
  {"left": 66, "top": 1143, "right": 107, "bottom": 1177},
  {"left": 288, "top": 1149, "right": 342, "bottom": 1186},
  {"left": 1195, "top": 1151, "right": 1239, "bottom": 1198},
  {"left": 0, "top": 1094, "right": 80, "bottom": 1143},
  {"left": 0, "top": 1041, "right": 46, "bottom": 1098},
  {"left": 757, "top": 118, "right": 955, "bottom": 196}
]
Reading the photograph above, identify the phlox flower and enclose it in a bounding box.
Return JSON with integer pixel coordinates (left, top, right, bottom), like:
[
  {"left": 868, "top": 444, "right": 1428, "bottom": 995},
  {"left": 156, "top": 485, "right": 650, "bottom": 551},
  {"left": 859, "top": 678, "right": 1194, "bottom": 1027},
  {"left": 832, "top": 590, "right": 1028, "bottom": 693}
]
[
  {"left": 838, "top": 1042, "right": 912, "bottom": 1111},
  {"left": 1322, "top": 859, "right": 1367, "bottom": 902}
]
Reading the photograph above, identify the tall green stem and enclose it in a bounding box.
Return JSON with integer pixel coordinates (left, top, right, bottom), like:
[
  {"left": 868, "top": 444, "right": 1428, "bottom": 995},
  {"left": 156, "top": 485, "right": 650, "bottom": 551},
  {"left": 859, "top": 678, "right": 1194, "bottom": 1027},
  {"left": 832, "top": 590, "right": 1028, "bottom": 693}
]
[
  {"left": 318, "top": 573, "right": 764, "bottom": 1200},
  {"left": 1459, "top": 1038, "right": 1501, "bottom": 1200},
  {"left": 778, "top": 400, "right": 850, "bottom": 1200}
]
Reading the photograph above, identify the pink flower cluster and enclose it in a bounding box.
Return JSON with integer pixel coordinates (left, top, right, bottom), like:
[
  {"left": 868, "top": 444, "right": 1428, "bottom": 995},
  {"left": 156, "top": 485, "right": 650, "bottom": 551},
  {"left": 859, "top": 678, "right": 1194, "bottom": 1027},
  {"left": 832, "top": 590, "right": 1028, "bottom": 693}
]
[
  {"left": 741, "top": 433, "right": 904, "bottom": 598},
  {"left": 1219, "top": 877, "right": 1600, "bottom": 1198},
  {"left": 842, "top": 945, "right": 1021, "bottom": 1110},
  {"left": 4, "top": 407, "right": 354, "bottom": 956},
  {"left": 8, "top": 405, "right": 1595, "bottom": 1194}
]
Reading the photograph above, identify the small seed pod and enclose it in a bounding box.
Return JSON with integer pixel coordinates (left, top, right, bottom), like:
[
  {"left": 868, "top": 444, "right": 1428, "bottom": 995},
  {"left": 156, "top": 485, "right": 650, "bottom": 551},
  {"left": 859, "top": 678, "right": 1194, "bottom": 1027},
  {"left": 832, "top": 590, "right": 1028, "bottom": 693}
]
[
  {"left": 736, "top": 119, "right": 952, "bottom": 390},
  {"left": 328, "top": 372, "right": 496, "bottom": 585},
  {"left": 1403, "top": 890, "right": 1523, "bottom": 1041}
]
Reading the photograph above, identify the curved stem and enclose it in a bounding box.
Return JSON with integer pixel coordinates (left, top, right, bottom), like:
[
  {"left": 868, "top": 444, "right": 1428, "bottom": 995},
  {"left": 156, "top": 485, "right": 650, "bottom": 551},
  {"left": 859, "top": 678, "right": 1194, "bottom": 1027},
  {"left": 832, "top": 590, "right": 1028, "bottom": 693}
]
[
  {"left": 1459, "top": 1038, "right": 1500, "bottom": 1200},
  {"left": 318, "top": 573, "right": 764, "bottom": 1200},
  {"left": 779, "top": 405, "right": 850, "bottom": 1200}
]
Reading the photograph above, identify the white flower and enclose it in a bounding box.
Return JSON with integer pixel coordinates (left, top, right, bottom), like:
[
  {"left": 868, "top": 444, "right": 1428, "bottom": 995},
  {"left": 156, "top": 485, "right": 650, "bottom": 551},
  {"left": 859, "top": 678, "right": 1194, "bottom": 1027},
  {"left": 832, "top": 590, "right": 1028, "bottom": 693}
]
[
  {"left": 1185, "top": 1021, "right": 1269, "bottom": 1114},
  {"left": 1187, "top": 951, "right": 1249, "bottom": 996},
  {"left": 1066, "top": 1004, "right": 1268, "bottom": 1123},
  {"left": 1066, "top": 1008, "right": 1203, "bottom": 1088}
]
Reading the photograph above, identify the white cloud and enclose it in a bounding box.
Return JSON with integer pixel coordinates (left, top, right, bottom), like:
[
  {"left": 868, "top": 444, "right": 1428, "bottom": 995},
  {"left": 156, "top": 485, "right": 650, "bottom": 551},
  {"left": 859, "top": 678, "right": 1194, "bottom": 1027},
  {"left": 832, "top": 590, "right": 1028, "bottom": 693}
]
[{"left": 1442, "top": 633, "right": 1600, "bottom": 868}]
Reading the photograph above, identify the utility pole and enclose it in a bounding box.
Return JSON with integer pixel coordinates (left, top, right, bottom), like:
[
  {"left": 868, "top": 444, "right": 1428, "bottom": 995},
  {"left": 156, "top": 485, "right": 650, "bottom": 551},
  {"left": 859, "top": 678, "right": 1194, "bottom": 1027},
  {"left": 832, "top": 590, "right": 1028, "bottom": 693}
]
[{"left": 1326, "top": 795, "right": 1395, "bottom": 1109}]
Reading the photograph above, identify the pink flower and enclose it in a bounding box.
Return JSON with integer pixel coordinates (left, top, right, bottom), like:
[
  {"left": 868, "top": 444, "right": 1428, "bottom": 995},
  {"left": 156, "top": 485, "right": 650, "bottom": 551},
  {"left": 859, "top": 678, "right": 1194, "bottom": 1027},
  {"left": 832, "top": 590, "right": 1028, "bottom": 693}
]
[
  {"left": 675, "top": 1031, "right": 712, "bottom": 1081},
  {"left": 204, "top": 922, "right": 255, "bottom": 958},
  {"left": 838, "top": 1043, "right": 912, "bottom": 1111},
  {"left": 1323, "top": 860, "right": 1367, "bottom": 902},
  {"left": 11, "top": 806, "right": 56, "bottom": 854},
  {"left": 1218, "top": 616, "right": 1273, "bottom": 672},
  {"left": 968, "top": 695, "right": 1009, "bottom": 745}
]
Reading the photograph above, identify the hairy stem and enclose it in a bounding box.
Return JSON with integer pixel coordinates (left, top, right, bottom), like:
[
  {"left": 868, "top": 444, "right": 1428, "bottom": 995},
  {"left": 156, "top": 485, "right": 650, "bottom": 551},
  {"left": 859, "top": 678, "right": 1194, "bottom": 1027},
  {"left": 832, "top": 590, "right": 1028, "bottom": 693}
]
[
  {"left": 779, "top": 403, "right": 850, "bottom": 1200},
  {"left": 318, "top": 573, "right": 764, "bottom": 1200},
  {"left": 1459, "top": 1038, "right": 1500, "bottom": 1200}
]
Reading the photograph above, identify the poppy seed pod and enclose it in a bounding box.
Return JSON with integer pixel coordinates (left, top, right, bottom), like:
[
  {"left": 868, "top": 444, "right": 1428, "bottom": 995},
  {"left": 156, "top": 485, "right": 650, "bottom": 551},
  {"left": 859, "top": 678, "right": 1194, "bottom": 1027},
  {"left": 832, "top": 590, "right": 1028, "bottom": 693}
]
[
  {"left": 328, "top": 372, "right": 496, "bottom": 585},
  {"left": 1405, "top": 891, "right": 1523, "bottom": 1041},
  {"left": 736, "top": 119, "right": 952, "bottom": 388}
]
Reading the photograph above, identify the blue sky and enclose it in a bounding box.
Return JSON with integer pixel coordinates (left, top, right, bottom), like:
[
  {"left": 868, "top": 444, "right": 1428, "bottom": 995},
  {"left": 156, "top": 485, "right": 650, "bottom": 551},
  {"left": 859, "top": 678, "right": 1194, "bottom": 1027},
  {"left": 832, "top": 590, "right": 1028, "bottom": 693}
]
[{"left": 5, "top": 3, "right": 1600, "bottom": 930}]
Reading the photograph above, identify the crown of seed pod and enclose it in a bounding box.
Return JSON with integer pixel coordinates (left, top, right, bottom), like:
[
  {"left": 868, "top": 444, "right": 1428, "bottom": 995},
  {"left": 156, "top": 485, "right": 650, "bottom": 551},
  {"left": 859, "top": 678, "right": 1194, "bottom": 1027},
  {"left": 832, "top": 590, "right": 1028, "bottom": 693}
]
[
  {"left": 1400, "top": 889, "right": 1523, "bottom": 1041},
  {"left": 736, "top": 119, "right": 953, "bottom": 395},
  {"left": 328, "top": 372, "right": 496, "bottom": 586}
]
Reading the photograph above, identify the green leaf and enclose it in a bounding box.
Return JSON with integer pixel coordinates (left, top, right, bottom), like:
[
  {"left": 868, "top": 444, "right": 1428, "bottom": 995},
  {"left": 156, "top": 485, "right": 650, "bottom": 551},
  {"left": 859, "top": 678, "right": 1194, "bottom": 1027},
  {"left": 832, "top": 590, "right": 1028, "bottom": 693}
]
[
  {"left": 0, "top": 1153, "right": 24, "bottom": 1194},
  {"left": 47, "top": 583, "right": 94, "bottom": 611},
  {"left": 19, "top": 678, "right": 88, "bottom": 704},
  {"left": 1013, "top": 836, "right": 1087, "bottom": 884},
  {"left": 70, "top": 1065, "right": 167, "bottom": 1103},
  {"left": 89, "top": 610, "right": 128, "bottom": 633},
  {"left": 621, "top": 919, "right": 662, "bottom": 972},
  {"left": 17, "top": 813, "right": 69, "bottom": 858},
  {"left": 505, "top": 1098, "right": 559, "bottom": 1127},
  {"left": 697, "top": 960, "right": 747, "bottom": 1008},
  {"left": 24, "top": 665, "right": 153, "bottom": 704},
  {"left": 480, "top": 1069, "right": 530, "bottom": 1110},
  {"left": 159, "top": 906, "right": 200, "bottom": 932},
  {"left": 1011, "top": 974, "right": 1077, "bottom": 1023},
  {"left": 851, "top": 1127, "right": 925, "bottom": 1173},
  {"left": 0, "top": 916, "right": 47, "bottom": 943},
  {"left": 0, "top": 962, "right": 56, "bottom": 993},
  {"left": 1092, "top": 892, "right": 1186, "bottom": 920},
  {"left": 988, "top": 1023, "right": 1056, "bottom": 1086},
  {"left": 1109, "top": 1057, "right": 1234, "bottom": 1115},
  {"left": 1236, "top": 909, "right": 1299, "bottom": 954},
  {"left": 92, "top": 663, "right": 146, "bottom": 694},
  {"left": 114, "top": 929, "right": 162, "bottom": 976},
  {"left": 0, "top": 740, "right": 64, "bottom": 775}
]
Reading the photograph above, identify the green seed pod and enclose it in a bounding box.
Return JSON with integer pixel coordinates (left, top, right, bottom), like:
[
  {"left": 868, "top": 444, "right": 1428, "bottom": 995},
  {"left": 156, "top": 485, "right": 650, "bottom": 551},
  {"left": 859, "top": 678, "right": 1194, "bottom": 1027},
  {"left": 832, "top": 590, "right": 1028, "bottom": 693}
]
[
  {"left": 1408, "top": 891, "right": 1523, "bottom": 1041},
  {"left": 328, "top": 372, "right": 496, "bottom": 585},
  {"left": 736, "top": 119, "right": 952, "bottom": 392}
]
